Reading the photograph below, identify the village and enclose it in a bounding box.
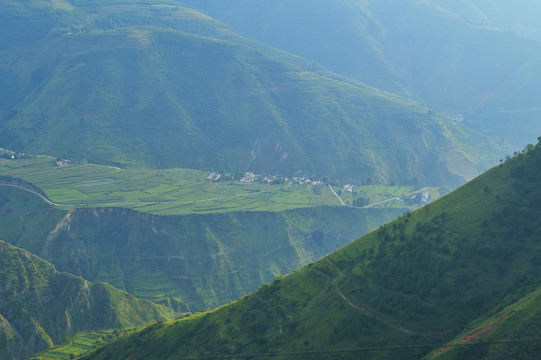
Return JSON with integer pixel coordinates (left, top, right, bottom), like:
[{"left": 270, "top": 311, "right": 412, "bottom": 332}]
[
  {"left": 0, "top": 150, "right": 28, "bottom": 163},
  {"left": 206, "top": 171, "right": 431, "bottom": 205},
  {"left": 395, "top": 191, "right": 431, "bottom": 205},
  {"left": 206, "top": 171, "right": 326, "bottom": 186}
]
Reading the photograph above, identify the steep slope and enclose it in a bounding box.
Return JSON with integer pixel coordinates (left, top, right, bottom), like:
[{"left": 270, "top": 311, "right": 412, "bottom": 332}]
[
  {"left": 0, "top": 185, "right": 404, "bottom": 312},
  {"left": 429, "top": 0, "right": 541, "bottom": 41},
  {"left": 428, "top": 286, "right": 541, "bottom": 359},
  {"left": 82, "top": 140, "right": 541, "bottom": 360},
  {"left": 0, "top": 0, "right": 503, "bottom": 185},
  {"left": 182, "top": 0, "right": 541, "bottom": 146},
  {"left": 0, "top": 241, "right": 175, "bottom": 360}
]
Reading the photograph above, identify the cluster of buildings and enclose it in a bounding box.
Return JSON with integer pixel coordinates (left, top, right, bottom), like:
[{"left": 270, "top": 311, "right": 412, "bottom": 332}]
[
  {"left": 396, "top": 191, "right": 430, "bottom": 205},
  {"left": 343, "top": 184, "right": 354, "bottom": 193},
  {"left": 0, "top": 152, "right": 19, "bottom": 161},
  {"left": 206, "top": 172, "right": 222, "bottom": 182},
  {"left": 292, "top": 177, "right": 324, "bottom": 186},
  {"left": 205, "top": 171, "right": 326, "bottom": 186},
  {"left": 261, "top": 175, "right": 283, "bottom": 184},
  {"left": 421, "top": 191, "right": 430, "bottom": 204},
  {"left": 240, "top": 172, "right": 255, "bottom": 183}
]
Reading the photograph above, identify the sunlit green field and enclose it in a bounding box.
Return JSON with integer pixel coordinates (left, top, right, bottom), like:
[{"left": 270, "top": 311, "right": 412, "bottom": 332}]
[
  {"left": 0, "top": 155, "right": 438, "bottom": 215},
  {"left": 32, "top": 329, "right": 132, "bottom": 360}
]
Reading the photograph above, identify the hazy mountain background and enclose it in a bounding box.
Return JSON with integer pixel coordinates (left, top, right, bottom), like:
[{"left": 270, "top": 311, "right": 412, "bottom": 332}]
[
  {"left": 0, "top": 0, "right": 505, "bottom": 186},
  {"left": 430, "top": 0, "right": 541, "bottom": 40},
  {"left": 182, "top": 0, "right": 541, "bottom": 146}
]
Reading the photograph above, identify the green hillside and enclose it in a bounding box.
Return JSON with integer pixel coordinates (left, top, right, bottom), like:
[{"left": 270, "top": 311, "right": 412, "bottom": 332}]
[
  {"left": 428, "top": 286, "right": 541, "bottom": 359},
  {"left": 32, "top": 329, "right": 132, "bottom": 360},
  {"left": 0, "top": 0, "right": 504, "bottom": 186},
  {"left": 0, "top": 240, "right": 175, "bottom": 360},
  {"left": 81, "top": 140, "right": 541, "bottom": 360},
  {"left": 0, "top": 184, "right": 404, "bottom": 312},
  {"left": 182, "top": 0, "right": 541, "bottom": 147}
]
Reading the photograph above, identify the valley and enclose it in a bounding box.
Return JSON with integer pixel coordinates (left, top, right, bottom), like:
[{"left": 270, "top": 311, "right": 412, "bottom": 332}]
[
  {"left": 182, "top": 0, "right": 541, "bottom": 147},
  {"left": 0, "top": 151, "right": 440, "bottom": 215},
  {"left": 0, "top": 1, "right": 539, "bottom": 359},
  {"left": 0, "top": 161, "right": 409, "bottom": 313},
  {"left": 79, "top": 139, "right": 541, "bottom": 360},
  {"left": 0, "top": 0, "right": 505, "bottom": 186},
  {"left": 0, "top": 240, "right": 175, "bottom": 360}
]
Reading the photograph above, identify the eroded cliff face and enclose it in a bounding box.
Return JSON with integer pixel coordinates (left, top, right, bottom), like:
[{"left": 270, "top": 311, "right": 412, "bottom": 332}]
[
  {"left": 0, "top": 185, "right": 403, "bottom": 312},
  {"left": 0, "top": 241, "right": 174, "bottom": 360},
  {"left": 36, "top": 206, "right": 403, "bottom": 312}
]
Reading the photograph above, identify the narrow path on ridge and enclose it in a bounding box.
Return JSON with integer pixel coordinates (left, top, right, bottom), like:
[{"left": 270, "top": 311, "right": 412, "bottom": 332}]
[
  {"left": 0, "top": 184, "right": 60, "bottom": 206},
  {"left": 325, "top": 257, "right": 415, "bottom": 335}
]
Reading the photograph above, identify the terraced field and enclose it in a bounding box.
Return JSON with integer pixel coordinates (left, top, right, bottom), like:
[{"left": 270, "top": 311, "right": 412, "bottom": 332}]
[
  {"left": 0, "top": 154, "right": 439, "bottom": 215},
  {"left": 32, "top": 330, "right": 128, "bottom": 360}
]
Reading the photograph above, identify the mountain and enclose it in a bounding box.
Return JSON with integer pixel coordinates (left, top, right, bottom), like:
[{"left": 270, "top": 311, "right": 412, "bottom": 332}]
[
  {"left": 0, "top": 240, "right": 175, "bottom": 360},
  {"left": 429, "top": 0, "right": 541, "bottom": 41},
  {"left": 0, "top": 184, "right": 404, "bottom": 312},
  {"left": 81, "top": 139, "right": 541, "bottom": 360},
  {"left": 0, "top": 0, "right": 504, "bottom": 186},
  {"left": 181, "top": 0, "right": 541, "bottom": 147}
]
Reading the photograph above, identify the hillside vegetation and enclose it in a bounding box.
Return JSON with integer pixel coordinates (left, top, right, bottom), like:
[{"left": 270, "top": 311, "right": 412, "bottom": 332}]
[
  {"left": 182, "top": 0, "right": 541, "bottom": 146},
  {"left": 427, "top": 286, "right": 541, "bottom": 359},
  {"left": 0, "top": 185, "right": 405, "bottom": 312},
  {"left": 0, "top": 0, "right": 504, "bottom": 185},
  {"left": 82, "top": 140, "right": 541, "bottom": 359},
  {"left": 0, "top": 241, "right": 175, "bottom": 360}
]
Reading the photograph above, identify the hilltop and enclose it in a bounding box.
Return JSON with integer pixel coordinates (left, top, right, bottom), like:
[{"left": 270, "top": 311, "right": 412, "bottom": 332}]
[
  {"left": 0, "top": 240, "right": 175, "bottom": 360},
  {"left": 0, "top": 0, "right": 503, "bottom": 186},
  {"left": 81, "top": 140, "right": 541, "bottom": 359}
]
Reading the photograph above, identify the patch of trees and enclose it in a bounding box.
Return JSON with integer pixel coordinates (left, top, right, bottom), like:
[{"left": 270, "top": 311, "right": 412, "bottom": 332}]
[{"left": 352, "top": 197, "right": 369, "bottom": 207}]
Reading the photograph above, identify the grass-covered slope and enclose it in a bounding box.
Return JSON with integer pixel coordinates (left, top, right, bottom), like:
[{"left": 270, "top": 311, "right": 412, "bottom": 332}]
[
  {"left": 0, "top": 241, "right": 175, "bottom": 360},
  {"left": 82, "top": 140, "right": 541, "bottom": 360},
  {"left": 32, "top": 329, "right": 135, "bottom": 360},
  {"left": 427, "top": 286, "right": 541, "bottom": 359},
  {"left": 182, "top": 0, "right": 541, "bottom": 147},
  {"left": 0, "top": 185, "right": 404, "bottom": 312},
  {"left": 0, "top": 0, "right": 503, "bottom": 185},
  {"left": 32, "top": 329, "right": 129, "bottom": 360}
]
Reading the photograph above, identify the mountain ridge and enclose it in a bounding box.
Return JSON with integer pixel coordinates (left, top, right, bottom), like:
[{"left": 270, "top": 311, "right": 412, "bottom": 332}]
[
  {"left": 80, "top": 140, "right": 541, "bottom": 360},
  {"left": 0, "top": 0, "right": 505, "bottom": 186},
  {"left": 0, "top": 240, "right": 176, "bottom": 360},
  {"left": 180, "top": 0, "right": 541, "bottom": 147}
]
